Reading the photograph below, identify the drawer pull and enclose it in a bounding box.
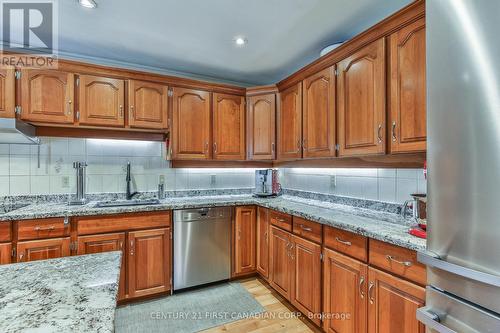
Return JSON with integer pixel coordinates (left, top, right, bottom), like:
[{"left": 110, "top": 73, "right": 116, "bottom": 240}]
[
  {"left": 335, "top": 237, "right": 352, "bottom": 246},
  {"left": 386, "top": 255, "right": 412, "bottom": 267},
  {"left": 299, "top": 224, "right": 312, "bottom": 232},
  {"left": 359, "top": 276, "right": 365, "bottom": 299},
  {"left": 368, "top": 282, "right": 375, "bottom": 304},
  {"left": 276, "top": 218, "right": 287, "bottom": 223},
  {"left": 34, "top": 226, "right": 55, "bottom": 231}
]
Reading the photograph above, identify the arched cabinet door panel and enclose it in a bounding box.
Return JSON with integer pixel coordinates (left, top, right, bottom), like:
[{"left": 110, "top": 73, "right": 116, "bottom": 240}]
[
  {"left": 213, "top": 93, "right": 245, "bottom": 160},
  {"left": 128, "top": 80, "right": 169, "bottom": 130}
]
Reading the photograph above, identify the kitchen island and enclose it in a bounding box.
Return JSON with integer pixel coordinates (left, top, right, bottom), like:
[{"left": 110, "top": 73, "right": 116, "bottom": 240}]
[{"left": 0, "top": 251, "right": 121, "bottom": 333}]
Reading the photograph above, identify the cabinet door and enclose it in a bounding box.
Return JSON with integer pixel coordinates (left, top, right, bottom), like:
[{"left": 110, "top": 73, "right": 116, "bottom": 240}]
[
  {"left": 171, "top": 87, "right": 211, "bottom": 159},
  {"left": 278, "top": 83, "right": 302, "bottom": 160},
  {"left": 213, "top": 93, "right": 245, "bottom": 160},
  {"left": 256, "top": 207, "right": 269, "bottom": 279},
  {"left": 0, "top": 243, "right": 12, "bottom": 264},
  {"left": 290, "top": 235, "right": 322, "bottom": 325},
  {"left": 77, "top": 233, "right": 126, "bottom": 300},
  {"left": 389, "top": 18, "right": 426, "bottom": 153},
  {"left": 234, "top": 206, "right": 256, "bottom": 276},
  {"left": 323, "top": 248, "right": 368, "bottom": 333},
  {"left": 128, "top": 80, "right": 169, "bottom": 130},
  {"left": 368, "top": 267, "right": 425, "bottom": 333},
  {"left": 247, "top": 94, "right": 276, "bottom": 160},
  {"left": 338, "top": 38, "right": 386, "bottom": 156},
  {"left": 20, "top": 69, "right": 74, "bottom": 123},
  {"left": 269, "top": 226, "right": 292, "bottom": 300},
  {"left": 128, "top": 228, "right": 171, "bottom": 298},
  {"left": 0, "top": 68, "right": 15, "bottom": 118},
  {"left": 17, "top": 237, "right": 70, "bottom": 262},
  {"left": 78, "top": 74, "right": 125, "bottom": 127},
  {"left": 303, "top": 66, "right": 336, "bottom": 158}
]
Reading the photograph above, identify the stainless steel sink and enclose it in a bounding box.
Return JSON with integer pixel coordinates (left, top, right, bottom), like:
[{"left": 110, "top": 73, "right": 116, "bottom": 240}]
[{"left": 94, "top": 199, "right": 161, "bottom": 208}]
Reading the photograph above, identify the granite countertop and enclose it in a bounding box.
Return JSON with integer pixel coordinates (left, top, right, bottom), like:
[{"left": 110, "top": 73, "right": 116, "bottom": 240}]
[
  {"left": 0, "top": 251, "right": 121, "bottom": 333},
  {"left": 0, "top": 194, "right": 426, "bottom": 252}
]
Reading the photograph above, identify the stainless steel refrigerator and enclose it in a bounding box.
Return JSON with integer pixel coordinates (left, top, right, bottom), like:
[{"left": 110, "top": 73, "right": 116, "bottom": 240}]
[{"left": 417, "top": 0, "right": 500, "bottom": 332}]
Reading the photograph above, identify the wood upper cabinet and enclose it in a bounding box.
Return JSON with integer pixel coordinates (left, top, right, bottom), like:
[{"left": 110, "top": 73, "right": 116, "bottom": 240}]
[
  {"left": 128, "top": 228, "right": 171, "bottom": 298},
  {"left": 247, "top": 93, "right": 276, "bottom": 160},
  {"left": 78, "top": 74, "right": 125, "bottom": 127},
  {"left": 269, "top": 226, "right": 293, "bottom": 300},
  {"left": 213, "top": 93, "right": 245, "bottom": 160},
  {"left": 323, "top": 248, "right": 368, "bottom": 333},
  {"left": 17, "top": 237, "right": 70, "bottom": 262},
  {"left": 302, "top": 66, "right": 336, "bottom": 158},
  {"left": 368, "top": 267, "right": 425, "bottom": 333},
  {"left": 77, "top": 232, "right": 126, "bottom": 300},
  {"left": 278, "top": 83, "right": 302, "bottom": 160},
  {"left": 290, "top": 235, "right": 322, "bottom": 326},
  {"left": 256, "top": 207, "right": 269, "bottom": 279},
  {"left": 234, "top": 206, "right": 256, "bottom": 276},
  {"left": 337, "top": 38, "right": 386, "bottom": 156},
  {"left": 171, "top": 87, "right": 211, "bottom": 160},
  {"left": 0, "top": 68, "right": 15, "bottom": 118},
  {"left": 20, "top": 69, "right": 74, "bottom": 124},
  {"left": 0, "top": 243, "right": 12, "bottom": 264},
  {"left": 128, "top": 80, "right": 169, "bottom": 130},
  {"left": 389, "top": 17, "right": 426, "bottom": 153}
]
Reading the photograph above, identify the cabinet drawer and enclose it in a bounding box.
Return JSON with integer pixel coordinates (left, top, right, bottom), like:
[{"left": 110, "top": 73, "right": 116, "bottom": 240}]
[
  {"left": 76, "top": 211, "right": 171, "bottom": 235},
  {"left": 324, "top": 226, "right": 367, "bottom": 262},
  {"left": 369, "top": 239, "right": 426, "bottom": 285},
  {"left": 269, "top": 210, "right": 292, "bottom": 231},
  {"left": 292, "top": 217, "right": 322, "bottom": 243},
  {"left": 17, "top": 218, "right": 69, "bottom": 241},
  {"left": 0, "top": 223, "right": 12, "bottom": 242}
]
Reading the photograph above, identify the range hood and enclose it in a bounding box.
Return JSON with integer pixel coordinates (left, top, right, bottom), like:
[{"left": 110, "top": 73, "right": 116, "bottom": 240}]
[{"left": 0, "top": 118, "right": 40, "bottom": 145}]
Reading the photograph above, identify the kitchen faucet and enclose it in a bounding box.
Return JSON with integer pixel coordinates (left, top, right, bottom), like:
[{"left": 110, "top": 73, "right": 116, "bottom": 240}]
[{"left": 126, "top": 162, "right": 138, "bottom": 200}]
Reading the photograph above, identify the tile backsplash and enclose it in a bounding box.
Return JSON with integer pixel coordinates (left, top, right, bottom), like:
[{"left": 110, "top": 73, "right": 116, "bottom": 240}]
[{"left": 0, "top": 137, "right": 255, "bottom": 196}]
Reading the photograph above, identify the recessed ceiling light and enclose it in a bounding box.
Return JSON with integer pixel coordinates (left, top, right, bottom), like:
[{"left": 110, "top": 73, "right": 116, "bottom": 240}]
[
  {"left": 234, "top": 36, "right": 247, "bottom": 47},
  {"left": 78, "top": 0, "right": 97, "bottom": 9}
]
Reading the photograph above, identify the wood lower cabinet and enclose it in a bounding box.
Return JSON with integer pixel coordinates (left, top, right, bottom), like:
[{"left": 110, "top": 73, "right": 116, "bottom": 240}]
[
  {"left": 171, "top": 87, "right": 211, "bottom": 160},
  {"left": 17, "top": 237, "right": 70, "bottom": 262},
  {"left": 128, "top": 80, "right": 169, "bottom": 129},
  {"left": 256, "top": 207, "right": 269, "bottom": 279},
  {"left": 0, "top": 243, "right": 12, "bottom": 264},
  {"left": 77, "top": 233, "right": 126, "bottom": 300},
  {"left": 213, "top": 93, "right": 245, "bottom": 160},
  {"left": 247, "top": 93, "right": 276, "bottom": 160},
  {"left": 128, "top": 228, "right": 171, "bottom": 298},
  {"left": 20, "top": 69, "right": 74, "bottom": 124},
  {"left": 0, "top": 68, "right": 15, "bottom": 118},
  {"left": 290, "top": 235, "right": 322, "bottom": 325},
  {"left": 278, "top": 83, "right": 302, "bottom": 160},
  {"left": 389, "top": 17, "right": 426, "bottom": 153},
  {"left": 78, "top": 74, "right": 125, "bottom": 127},
  {"left": 269, "top": 226, "right": 293, "bottom": 300},
  {"left": 337, "top": 38, "right": 386, "bottom": 156},
  {"left": 302, "top": 66, "right": 336, "bottom": 158},
  {"left": 323, "top": 248, "right": 368, "bottom": 333},
  {"left": 368, "top": 267, "right": 425, "bottom": 333},
  {"left": 234, "top": 206, "right": 256, "bottom": 276}
]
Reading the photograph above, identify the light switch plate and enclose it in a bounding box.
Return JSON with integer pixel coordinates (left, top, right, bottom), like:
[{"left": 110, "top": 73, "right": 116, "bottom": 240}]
[
  {"left": 61, "top": 176, "right": 70, "bottom": 188},
  {"left": 330, "top": 175, "right": 336, "bottom": 190},
  {"left": 159, "top": 175, "right": 165, "bottom": 185}
]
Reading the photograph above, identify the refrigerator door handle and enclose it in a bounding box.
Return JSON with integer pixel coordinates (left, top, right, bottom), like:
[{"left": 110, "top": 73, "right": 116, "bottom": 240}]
[
  {"left": 418, "top": 251, "right": 500, "bottom": 287},
  {"left": 416, "top": 307, "right": 457, "bottom": 333}
]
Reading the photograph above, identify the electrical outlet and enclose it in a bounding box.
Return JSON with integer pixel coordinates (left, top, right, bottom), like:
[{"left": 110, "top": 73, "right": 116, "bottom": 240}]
[
  {"left": 210, "top": 174, "right": 216, "bottom": 186},
  {"left": 330, "top": 175, "right": 336, "bottom": 190},
  {"left": 159, "top": 175, "right": 165, "bottom": 185},
  {"left": 61, "top": 176, "right": 70, "bottom": 188}
]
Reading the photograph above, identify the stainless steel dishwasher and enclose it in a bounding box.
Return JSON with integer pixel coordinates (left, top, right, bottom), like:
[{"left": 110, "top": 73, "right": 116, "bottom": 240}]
[{"left": 173, "top": 207, "right": 231, "bottom": 291}]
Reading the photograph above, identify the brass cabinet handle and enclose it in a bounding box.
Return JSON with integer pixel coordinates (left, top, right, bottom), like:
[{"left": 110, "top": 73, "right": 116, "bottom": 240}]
[
  {"left": 237, "top": 227, "right": 241, "bottom": 240},
  {"left": 297, "top": 139, "right": 301, "bottom": 152},
  {"left": 34, "top": 226, "right": 55, "bottom": 231},
  {"left": 359, "top": 276, "right": 365, "bottom": 299},
  {"left": 264, "top": 231, "right": 268, "bottom": 243},
  {"left": 213, "top": 142, "right": 217, "bottom": 153},
  {"left": 368, "top": 281, "right": 375, "bottom": 304},
  {"left": 289, "top": 243, "right": 295, "bottom": 260},
  {"left": 119, "top": 241, "right": 123, "bottom": 249},
  {"left": 130, "top": 105, "right": 134, "bottom": 118},
  {"left": 386, "top": 255, "right": 413, "bottom": 267},
  {"left": 299, "top": 224, "right": 312, "bottom": 232},
  {"left": 67, "top": 100, "right": 72, "bottom": 115},
  {"left": 19, "top": 253, "right": 24, "bottom": 261},
  {"left": 130, "top": 240, "right": 134, "bottom": 256},
  {"left": 391, "top": 121, "right": 397, "bottom": 142},
  {"left": 302, "top": 139, "right": 307, "bottom": 150},
  {"left": 119, "top": 105, "right": 124, "bottom": 118},
  {"left": 205, "top": 141, "right": 209, "bottom": 153},
  {"left": 377, "top": 124, "right": 383, "bottom": 143},
  {"left": 271, "top": 142, "right": 275, "bottom": 153},
  {"left": 335, "top": 237, "right": 352, "bottom": 246}
]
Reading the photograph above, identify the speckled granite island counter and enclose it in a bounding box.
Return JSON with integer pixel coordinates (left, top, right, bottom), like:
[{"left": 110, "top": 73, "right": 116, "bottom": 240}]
[{"left": 0, "top": 251, "right": 121, "bottom": 333}]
